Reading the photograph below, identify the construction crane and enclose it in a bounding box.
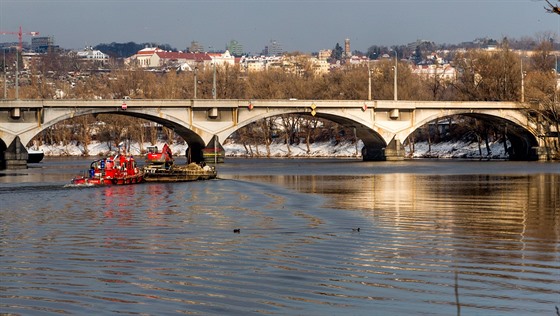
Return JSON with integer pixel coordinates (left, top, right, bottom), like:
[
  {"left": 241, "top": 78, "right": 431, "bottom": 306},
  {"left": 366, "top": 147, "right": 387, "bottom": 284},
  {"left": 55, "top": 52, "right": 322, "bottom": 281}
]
[
  {"left": 0, "top": 26, "right": 39, "bottom": 51},
  {"left": 0, "top": 26, "right": 39, "bottom": 100}
]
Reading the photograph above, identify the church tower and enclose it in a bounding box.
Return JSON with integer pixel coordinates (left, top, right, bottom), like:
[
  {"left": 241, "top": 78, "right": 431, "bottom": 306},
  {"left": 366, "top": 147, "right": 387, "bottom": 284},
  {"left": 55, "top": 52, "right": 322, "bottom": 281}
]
[{"left": 344, "top": 38, "right": 351, "bottom": 58}]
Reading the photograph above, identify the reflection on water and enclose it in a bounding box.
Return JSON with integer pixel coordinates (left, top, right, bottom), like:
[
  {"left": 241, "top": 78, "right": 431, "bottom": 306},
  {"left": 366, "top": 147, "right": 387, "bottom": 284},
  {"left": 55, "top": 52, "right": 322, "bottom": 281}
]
[
  {"left": 225, "top": 169, "right": 560, "bottom": 315},
  {"left": 0, "top": 158, "right": 559, "bottom": 315}
]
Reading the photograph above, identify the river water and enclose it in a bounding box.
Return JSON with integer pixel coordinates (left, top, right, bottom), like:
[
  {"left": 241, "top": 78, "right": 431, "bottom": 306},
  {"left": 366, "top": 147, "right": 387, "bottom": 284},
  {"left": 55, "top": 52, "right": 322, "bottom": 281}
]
[{"left": 1, "top": 158, "right": 558, "bottom": 315}]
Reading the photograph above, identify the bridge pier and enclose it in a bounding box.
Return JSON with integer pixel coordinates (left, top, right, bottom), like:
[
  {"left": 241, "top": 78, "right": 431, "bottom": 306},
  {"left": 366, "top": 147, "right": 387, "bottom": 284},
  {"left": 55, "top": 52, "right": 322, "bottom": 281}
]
[
  {"left": 532, "top": 146, "right": 552, "bottom": 161},
  {"left": 361, "top": 146, "right": 385, "bottom": 161},
  {"left": 384, "top": 137, "right": 406, "bottom": 161},
  {"left": 202, "top": 135, "right": 225, "bottom": 163},
  {"left": 361, "top": 137, "right": 406, "bottom": 161},
  {"left": 2, "top": 136, "right": 28, "bottom": 170}
]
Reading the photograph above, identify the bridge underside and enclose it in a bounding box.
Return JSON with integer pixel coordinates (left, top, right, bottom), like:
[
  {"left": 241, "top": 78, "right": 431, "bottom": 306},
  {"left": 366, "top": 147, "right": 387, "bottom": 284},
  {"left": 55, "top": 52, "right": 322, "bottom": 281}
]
[
  {"left": 121, "top": 112, "right": 207, "bottom": 163},
  {"left": 459, "top": 113, "right": 539, "bottom": 161},
  {"left": 313, "top": 113, "right": 389, "bottom": 161}
]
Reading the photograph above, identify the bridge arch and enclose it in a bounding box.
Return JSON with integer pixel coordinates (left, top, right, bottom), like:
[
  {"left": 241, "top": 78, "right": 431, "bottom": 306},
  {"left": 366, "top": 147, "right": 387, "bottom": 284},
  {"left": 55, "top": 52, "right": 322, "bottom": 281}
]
[
  {"left": 214, "top": 107, "right": 387, "bottom": 160},
  {"left": 14, "top": 107, "right": 208, "bottom": 163},
  {"left": 396, "top": 109, "right": 540, "bottom": 160}
]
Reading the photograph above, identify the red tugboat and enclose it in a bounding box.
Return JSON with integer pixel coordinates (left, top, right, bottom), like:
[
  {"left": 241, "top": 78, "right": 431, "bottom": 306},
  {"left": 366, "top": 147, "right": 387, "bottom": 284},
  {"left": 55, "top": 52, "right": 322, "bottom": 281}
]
[{"left": 71, "top": 154, "right": 144, "bottom": 186}]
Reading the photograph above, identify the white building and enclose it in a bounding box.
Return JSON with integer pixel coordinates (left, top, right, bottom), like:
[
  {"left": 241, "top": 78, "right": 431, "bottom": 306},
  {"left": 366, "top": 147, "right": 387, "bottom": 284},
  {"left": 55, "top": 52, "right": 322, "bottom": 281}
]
[
  {"left": 411, "top": 64, "right": 456, "bottom": 81},
  {"left": 208, "top": 50, "right": 235, "bottom": 67},
  {"left": 310, "top": 58, "right": 330, "bottom": 75},
  {"left": 127, "top": 47, "right": 163, "bottom": 68},
  {"left": 76, "top": 46, "right": 109, "bottom": 64},
  {"left": 126, "top": 47, "right": 213, "bottom": 69},
  {"left": 239, "top": 55, "right": 282, "bottom": 72}
]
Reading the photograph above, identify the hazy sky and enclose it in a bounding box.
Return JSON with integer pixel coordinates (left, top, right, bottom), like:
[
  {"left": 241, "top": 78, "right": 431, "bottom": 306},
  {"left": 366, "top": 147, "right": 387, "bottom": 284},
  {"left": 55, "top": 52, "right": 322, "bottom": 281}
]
[{"left": 1, "top": 0, "right": 558, "bottom": 54}]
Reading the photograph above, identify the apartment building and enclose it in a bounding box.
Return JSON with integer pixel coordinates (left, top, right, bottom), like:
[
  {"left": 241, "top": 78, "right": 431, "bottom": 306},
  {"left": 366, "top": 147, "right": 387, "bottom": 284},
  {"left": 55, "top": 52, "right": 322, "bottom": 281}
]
[
  {"left": 76, "top": 46, "right": 110, "bottom": 64},
  {"left": 126, "top": 47, "right": 238, "bottom": 70}
]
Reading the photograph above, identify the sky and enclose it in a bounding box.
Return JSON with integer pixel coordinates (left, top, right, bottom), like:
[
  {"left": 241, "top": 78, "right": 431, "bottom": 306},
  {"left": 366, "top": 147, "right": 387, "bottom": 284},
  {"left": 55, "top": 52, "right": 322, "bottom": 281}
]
[{"left": 0, "top": 0, "right": 559, "bottom": 54}]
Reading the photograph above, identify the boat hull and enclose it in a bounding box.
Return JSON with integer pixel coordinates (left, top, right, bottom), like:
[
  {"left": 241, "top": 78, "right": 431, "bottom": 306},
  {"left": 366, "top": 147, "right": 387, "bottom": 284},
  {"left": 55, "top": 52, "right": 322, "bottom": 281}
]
[
  {"left": 71, "top": 174, "right": 144, "bottom": 186},
  {"left": 27, "top": 151, "right": 44, "bottom": 163}
]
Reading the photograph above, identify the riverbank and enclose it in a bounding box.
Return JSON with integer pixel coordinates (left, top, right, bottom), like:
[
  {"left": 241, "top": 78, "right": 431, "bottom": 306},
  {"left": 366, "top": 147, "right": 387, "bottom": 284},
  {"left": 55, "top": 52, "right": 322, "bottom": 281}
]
[{"left": 31, "top": 139, "right": 510, "bottom": 159}]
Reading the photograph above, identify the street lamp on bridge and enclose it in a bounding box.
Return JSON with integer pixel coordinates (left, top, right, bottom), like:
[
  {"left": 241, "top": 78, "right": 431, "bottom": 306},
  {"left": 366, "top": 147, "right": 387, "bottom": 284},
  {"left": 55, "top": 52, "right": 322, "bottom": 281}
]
[
  {"left": 193, "top": 67, "right": 198, "bottom": 99},
  {"left": 393, "top": 50, "right": 398, "bottom": 101},
  {"left": 368, "top": 61, "right": 373, "bottom": 101},
  {"left": 521, "top": 57, "right": 526, "bottom": 103},
  {"left": 212, "top": 62, "right": 217, "bottom": 100},
  {"left": 3, "top": 48, "right": 6, "bottom": 99},
  {"left": 553, "top": 54, "right": 558, "bottom": 104}
]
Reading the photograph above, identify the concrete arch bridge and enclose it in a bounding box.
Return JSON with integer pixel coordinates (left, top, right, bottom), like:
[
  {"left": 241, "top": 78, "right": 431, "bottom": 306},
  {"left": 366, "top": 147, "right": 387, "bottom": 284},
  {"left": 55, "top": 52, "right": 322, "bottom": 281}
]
[{"left": 0, "top": 99, "right": 550, "bottom": 169}]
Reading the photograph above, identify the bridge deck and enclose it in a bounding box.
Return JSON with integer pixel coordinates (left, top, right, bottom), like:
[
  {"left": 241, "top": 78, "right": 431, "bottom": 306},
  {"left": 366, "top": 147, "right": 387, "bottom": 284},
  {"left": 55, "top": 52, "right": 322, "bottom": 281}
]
[{"left": 0, "top": 99, "right": 522, "bottom": 109}]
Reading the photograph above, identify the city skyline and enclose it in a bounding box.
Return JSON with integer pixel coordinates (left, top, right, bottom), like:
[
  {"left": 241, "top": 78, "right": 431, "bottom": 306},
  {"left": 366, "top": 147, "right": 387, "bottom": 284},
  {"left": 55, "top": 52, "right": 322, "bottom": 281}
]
[{"left": 1, "top": 0, "right": 559, "bottom": 54}]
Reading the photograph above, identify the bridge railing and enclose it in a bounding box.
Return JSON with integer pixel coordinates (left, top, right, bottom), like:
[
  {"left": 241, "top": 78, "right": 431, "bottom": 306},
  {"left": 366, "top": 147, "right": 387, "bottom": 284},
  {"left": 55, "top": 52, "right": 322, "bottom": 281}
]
[{"left": 0, "top": 99, "right": 523, "bottom": 110}]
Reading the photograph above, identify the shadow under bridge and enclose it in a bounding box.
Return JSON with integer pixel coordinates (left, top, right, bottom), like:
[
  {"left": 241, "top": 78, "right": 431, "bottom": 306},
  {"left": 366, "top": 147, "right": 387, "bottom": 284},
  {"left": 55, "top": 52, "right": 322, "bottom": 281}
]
[
  {"left": 313, "top": 113, "right": 387, "bottom": 161},
  {"left": 108, "top": 112, "right": 207, "bottom": 163}
]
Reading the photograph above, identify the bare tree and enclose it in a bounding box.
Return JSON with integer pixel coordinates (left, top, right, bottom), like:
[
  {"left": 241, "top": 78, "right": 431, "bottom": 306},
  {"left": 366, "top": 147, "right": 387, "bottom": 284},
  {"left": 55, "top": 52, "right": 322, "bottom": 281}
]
[
  {"left": 96, "top": 114, "right": 136, "bottom": 153},
  {"left": 525, "top": 39, "right": 560, "bottom": 158},
  {"left": 280, "top": 115, "right": 303, "bottom": 156},
  {"left": 544, "top": 0, "right": 560, "bottom": 14},
  {"left": 453, "top": 42, "right": 520, "bottom": 101},
  {"left": 147, "top": 123, "right": 158, "bottom": 146},
  {"left": 301, "top": 116, "right": 320, "bottom": 154},
  {"left": 73, "top": 115, "right": 95, "bottom": 155},
  {"left": 258, "top": 117, "right": 275, "bottom": 157},
  {"left": 235, "top": 123, "right": 256, "bottom": 156}
]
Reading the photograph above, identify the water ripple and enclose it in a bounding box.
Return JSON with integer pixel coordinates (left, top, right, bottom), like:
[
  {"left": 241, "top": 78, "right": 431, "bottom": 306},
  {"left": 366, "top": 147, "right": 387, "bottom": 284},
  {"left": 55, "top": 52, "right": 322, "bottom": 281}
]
[{"left": 1, "top": 163, "right": 559, "bottom": 315}]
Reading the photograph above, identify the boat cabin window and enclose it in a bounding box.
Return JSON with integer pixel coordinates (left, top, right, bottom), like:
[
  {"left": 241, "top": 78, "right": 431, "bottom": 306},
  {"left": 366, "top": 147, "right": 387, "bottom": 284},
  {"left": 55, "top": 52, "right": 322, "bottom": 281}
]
[{"left": 148, "top": 146, "right": 158, "bottom": 153}]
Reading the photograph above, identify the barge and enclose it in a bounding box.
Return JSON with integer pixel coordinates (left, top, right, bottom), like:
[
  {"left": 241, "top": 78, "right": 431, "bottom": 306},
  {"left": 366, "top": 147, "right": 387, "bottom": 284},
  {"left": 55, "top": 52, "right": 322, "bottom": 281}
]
[{"left": 143, "top": 144, "right": 217, "bottom": 182}]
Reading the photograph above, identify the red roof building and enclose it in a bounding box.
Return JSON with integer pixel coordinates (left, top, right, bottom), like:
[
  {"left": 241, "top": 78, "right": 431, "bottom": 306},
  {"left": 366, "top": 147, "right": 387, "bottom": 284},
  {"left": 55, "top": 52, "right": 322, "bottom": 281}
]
[{"left": 127, "top": 47, "right": 238, "bottom": 71}]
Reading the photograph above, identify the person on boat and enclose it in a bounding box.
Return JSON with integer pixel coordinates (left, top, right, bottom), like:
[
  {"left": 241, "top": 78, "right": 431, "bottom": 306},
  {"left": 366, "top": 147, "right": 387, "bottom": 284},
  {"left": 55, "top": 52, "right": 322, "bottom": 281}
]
[
  {"left": 90, "top": 160, "right": 103, "bottom": 178},
  {"left": 104, "top": 157, "right": 115, "bottom": 178},
  {"left": 119, "top": 154, "right": 127, "bottom": 171},
  {"left": 163, "top": 144, "right": 173, "bottom": 159},
  {"left": 126, "top": 155, "right": 135, "bottom": 175},
  {"left": 162, "top": 144, "right": 174, "bottom": 169}
]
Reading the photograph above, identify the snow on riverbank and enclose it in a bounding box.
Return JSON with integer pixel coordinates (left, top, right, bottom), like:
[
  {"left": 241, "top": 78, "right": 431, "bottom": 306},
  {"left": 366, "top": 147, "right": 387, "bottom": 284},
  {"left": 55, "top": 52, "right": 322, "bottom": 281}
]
[
  {"left": 36, "top": 142, "right": 189, "bottom": 157},
  {"left": 32, "top": 139, "right": 509, "bottom": 159},
  {"left": 224, "top": 140, "right": 363, "bottom": 158},
  {"left": 409, "top": 140, "right": 509, "bottom": 159},
  {"left": 34, "top": 140, "right": 363, "bottom": 158}
]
